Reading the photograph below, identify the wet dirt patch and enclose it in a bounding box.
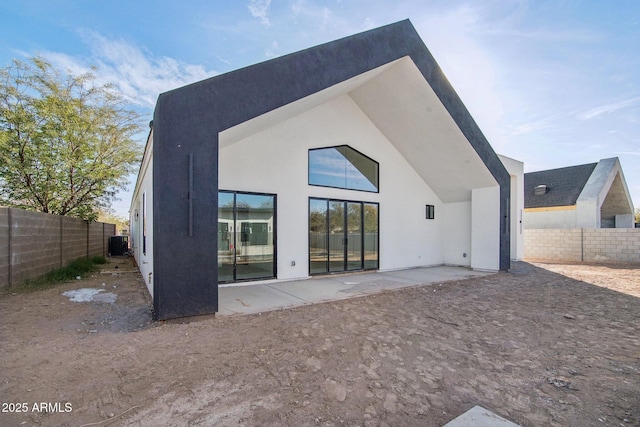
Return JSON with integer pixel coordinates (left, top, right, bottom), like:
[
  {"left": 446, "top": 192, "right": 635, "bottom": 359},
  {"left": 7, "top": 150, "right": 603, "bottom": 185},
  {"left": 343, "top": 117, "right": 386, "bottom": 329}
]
[{"left": 62, "top": 288, "right": 118, "bottom": 303}]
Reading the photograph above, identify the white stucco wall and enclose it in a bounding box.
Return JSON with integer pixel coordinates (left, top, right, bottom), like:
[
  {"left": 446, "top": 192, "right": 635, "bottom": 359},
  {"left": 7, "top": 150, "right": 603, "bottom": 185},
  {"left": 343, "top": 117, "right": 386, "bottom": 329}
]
[
  {"left": 575, "top": 200, "right": 599, "bottom": 228},
  {"left": 615, "top": 214, "right": 634, "bottom": 228},
  {"left": 524, "top": 208, "right": 577, "bottom": 229},
  {"left": 219, "top": 94, "right": 449, "bottom": 279},
  {"left": 129, "top": 140, "right": 154, "bottom": 296},
  {"left": 499, "top": 154, "right": 524, "bottom": 260},
  {"left": 442, "top": 201, "right": 471, "bottom": 267},
  {"left": 471, "top": 186, "right": 500, "bottom": 271}
]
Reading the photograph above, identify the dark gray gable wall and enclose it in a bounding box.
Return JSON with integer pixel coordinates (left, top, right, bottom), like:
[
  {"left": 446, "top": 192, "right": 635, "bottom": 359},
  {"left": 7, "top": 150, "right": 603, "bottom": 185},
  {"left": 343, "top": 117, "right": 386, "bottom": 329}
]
[{"left": 152, "top": 19, "right": 511, "bottom": 320}]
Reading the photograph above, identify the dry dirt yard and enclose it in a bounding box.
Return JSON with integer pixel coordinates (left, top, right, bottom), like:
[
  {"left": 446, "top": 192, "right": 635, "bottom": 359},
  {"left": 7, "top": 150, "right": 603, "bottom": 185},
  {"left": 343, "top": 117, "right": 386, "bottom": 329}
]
[{"left": 1, "top": 258, "right": 639, "bottom": 427}]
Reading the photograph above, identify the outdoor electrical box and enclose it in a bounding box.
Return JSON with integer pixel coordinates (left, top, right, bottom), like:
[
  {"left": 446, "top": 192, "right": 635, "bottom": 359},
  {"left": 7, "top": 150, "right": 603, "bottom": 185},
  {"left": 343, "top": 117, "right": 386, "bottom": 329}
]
[{"left": 109, "top": 236, "right": 128, "bottom": 256}]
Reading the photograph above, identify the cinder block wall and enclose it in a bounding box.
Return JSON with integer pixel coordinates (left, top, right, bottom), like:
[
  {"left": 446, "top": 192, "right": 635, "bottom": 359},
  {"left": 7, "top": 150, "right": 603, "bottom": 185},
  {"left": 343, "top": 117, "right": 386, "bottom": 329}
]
[
  {"left": 583, "top": 228, "right": 640, "bottom": 263},
  {"left": 0, "top": 210, "right": 9, "bottom": 287},
  {"left": 61, "top": 216, "right": 87, "bottom": 266},
  {"left": 524, "top": 228, "right": 640, "bottom": 264},
  {"left": 0, "top": 207, "right": 117, "bottom": 289},
  {"left": 10, "top": 209, "right": 62, "bottom": 284},
  {"left": 89, "top": 222, "right": 113, "bottom": 258}
]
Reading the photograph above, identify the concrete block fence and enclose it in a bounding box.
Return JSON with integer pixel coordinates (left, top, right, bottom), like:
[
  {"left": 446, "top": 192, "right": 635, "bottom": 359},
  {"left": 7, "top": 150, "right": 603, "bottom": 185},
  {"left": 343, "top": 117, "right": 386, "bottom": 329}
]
[
  {"left": 524, "top": 228, "right": 640, "bottom": 264},
  {"left": 0, "top": 207, "right": 116, "bottom": 289}
]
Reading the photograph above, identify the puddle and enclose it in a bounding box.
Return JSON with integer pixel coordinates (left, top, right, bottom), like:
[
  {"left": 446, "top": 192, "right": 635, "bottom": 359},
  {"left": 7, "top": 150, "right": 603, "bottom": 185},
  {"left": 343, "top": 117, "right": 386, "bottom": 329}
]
[{"left": 62, "top": 288, "right": 117, "bottom": 303}]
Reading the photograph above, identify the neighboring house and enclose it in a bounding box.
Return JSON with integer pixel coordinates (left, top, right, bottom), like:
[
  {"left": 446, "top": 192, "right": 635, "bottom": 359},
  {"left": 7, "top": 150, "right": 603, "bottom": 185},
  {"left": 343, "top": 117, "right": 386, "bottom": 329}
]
[
  {"left": 524, "top": 157, "right": 634, "bottom": 229},
  {"left": 130, "top": 20, "right": 513, "bottom": 320}
]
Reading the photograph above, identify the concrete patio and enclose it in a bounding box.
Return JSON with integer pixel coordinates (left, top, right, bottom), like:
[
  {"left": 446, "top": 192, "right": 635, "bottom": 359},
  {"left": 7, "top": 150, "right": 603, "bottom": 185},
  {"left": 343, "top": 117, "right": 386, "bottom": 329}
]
[
  {"left": 218, "top": 267, "right": 521, "bottom": 427},
  {"left": 218, "top": 265, "right": 495, "bottom": 316}
]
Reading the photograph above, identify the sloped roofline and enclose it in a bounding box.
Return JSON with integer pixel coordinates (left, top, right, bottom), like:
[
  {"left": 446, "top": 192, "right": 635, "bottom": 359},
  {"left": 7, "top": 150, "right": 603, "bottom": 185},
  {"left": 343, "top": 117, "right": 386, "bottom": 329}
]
[
  {"left": 525, "top": 157, "right": 634, "bottom": 212},
  {"left": 524, "top": 162, "right": 597, "bottom": 208},
  {"left": 150, "top": 19, "right": 511, "bottom": 319},
  {"left": 155, "top": 19, "right": 509, "bottom": 190}
]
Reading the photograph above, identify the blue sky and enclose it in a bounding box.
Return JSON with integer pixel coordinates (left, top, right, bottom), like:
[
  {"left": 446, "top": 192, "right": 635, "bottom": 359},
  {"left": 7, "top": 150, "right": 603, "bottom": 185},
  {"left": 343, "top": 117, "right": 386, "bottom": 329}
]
[{"left": 1, "top": 0, "right": 639, "bottom": 217}]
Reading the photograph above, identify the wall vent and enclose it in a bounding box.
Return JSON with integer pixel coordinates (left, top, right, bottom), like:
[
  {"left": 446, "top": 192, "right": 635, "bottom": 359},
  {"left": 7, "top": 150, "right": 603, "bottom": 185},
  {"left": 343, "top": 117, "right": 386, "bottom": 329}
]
[{"left": 534, "top": 184, "right": 548, "bottom": 195}]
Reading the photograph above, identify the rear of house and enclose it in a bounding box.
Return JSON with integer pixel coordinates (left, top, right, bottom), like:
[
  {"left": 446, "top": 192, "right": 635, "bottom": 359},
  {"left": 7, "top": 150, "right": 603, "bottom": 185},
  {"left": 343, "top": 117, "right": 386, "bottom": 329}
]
[{"left": 130, "top": 20, "right": 512, "bottom": 320}]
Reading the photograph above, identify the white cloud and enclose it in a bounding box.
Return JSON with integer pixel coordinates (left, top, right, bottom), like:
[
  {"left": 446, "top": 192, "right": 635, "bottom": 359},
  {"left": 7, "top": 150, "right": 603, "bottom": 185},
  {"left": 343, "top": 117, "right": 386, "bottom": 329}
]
[
  {"left": 509, "top": 112, "right": 570, "bottom": 136},
  {"left": 290, "top": 0, "right": 345, "bottom": 33},
  {"left": 362, "top": 17, "right": 374, "bottom": 31},
  {"left": 482, "top": 25, "right": 601, "bottom": 44},
  {"left": 576, "top": 96, "right": 640, "bottom": 121},
  {"left": 291, "top": 0, "right": 306, "bottom": 16},
  {"left": 248, "top": 0, "right": 272, "bottom": 26},
  {"left": 43, "top": 30, "right": 218, "bottom": 110},
  {"left": 410, "top": 6, "right": 505, "bottom": 137},
  {"left": 264, "top": 40, "right": 280, "bottom": 58},
  {"left": 615, "top": 151, "right": 640, "bottom": 156}
]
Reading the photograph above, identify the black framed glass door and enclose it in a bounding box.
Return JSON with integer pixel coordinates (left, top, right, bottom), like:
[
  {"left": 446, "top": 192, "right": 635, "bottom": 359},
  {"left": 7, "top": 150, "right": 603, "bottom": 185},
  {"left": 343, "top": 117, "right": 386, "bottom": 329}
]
[
  {"left": 309, "top": 198, "right": 378, "bottom": 275},
  {"left": 218, "top": 191, "right": 276, "bottom": 283},
  {"left": 329, "top": 201, "right": 345, "bottom": 272}
]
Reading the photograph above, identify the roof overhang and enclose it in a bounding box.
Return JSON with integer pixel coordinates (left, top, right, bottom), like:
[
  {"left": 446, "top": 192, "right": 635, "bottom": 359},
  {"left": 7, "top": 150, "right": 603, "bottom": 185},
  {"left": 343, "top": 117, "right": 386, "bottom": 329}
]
[{"left": 221, "top": 56, "right": 497, "bottom": 203}]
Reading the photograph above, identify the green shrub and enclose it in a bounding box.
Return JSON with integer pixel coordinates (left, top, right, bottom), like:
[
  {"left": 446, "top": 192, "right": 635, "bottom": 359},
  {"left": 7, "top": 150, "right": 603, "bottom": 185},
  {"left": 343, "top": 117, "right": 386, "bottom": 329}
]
[{"left": 13, "top": 256, "right": 108, "bottom": 293}]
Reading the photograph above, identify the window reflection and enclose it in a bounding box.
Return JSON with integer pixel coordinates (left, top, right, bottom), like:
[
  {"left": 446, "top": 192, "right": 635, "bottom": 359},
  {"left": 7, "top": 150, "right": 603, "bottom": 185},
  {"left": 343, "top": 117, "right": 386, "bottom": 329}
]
[
  {"left": 309, "top": 198, "right": 378, "bottom": 274},
  {"left": 309, "top": 145, "right": 379, "bottom": 192},
  {"left": 218, "top": 191, "right": 276, "bottom": 282}
]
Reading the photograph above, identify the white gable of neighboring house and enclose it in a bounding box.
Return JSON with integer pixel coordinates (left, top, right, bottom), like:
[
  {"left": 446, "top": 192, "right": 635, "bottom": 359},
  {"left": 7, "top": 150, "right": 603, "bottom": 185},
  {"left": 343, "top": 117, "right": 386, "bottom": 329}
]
[
  {"left": 524, "top": 157, "right": 634, "bottom": 229},
  {"left": 576, "top": 158, "right": 634, "bottom": 228}
]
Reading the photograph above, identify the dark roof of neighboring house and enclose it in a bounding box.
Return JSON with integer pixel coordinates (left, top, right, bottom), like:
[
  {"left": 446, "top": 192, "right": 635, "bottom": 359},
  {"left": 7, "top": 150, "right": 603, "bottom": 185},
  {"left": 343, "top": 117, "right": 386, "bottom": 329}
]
[{"left": 524, "top": 163, "right": 597, "bottom": 208}]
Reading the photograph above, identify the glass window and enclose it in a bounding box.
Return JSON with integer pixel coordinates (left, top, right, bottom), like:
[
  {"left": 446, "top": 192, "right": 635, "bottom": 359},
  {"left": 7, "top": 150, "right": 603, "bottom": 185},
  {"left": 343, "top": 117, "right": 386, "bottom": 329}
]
[
  {"left": 426, "top": 204, "right": 435, "bottom": 220},
  {"left": 363, "top": 203, "right": 379, "bottom": 270},
  {"left": 218, "top": 191, "right": 276, "bottom": 283},
  {"left": 309, "top": 199, "right": 329, "bottom": 275},
  {"left": 218, "top": 192, "right": 235, "bottom": 283},
  {"left": 142, "top": 192, "right": 147, "bottom": 255},
  {"left": 309, "top": 145, "right": 379, "bottom": 192},
  {"left": 309, "top": 198, "right": 378, "bottom": 275}
]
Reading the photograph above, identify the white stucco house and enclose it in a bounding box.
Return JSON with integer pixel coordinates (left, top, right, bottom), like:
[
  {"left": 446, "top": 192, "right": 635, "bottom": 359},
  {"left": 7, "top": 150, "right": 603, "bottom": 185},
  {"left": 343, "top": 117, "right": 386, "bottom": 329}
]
[
  {"left": 129, "top": 20, "right": 514, "bottom": 320},
  {"left": 524, "top": 157, "right": 634, "bottom": 229}
]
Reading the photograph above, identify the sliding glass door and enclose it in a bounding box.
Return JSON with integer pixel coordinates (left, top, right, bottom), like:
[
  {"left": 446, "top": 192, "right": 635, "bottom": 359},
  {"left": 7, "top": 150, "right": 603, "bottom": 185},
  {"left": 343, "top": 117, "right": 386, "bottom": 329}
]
[
  {"left": 329, "top": 201, "right": 346, "bottom": 272},
  {"left": 346, "top": 202, "right": 363, "bottom": 271},
  {"left": 309, "top": 198, "right": 378, "bottom": 275},
  {"left": 218, "top": 191, "right": 276, "bottom": 283},
  {"left": 363, "top": 203, "right": 379, "bottom": 270}
]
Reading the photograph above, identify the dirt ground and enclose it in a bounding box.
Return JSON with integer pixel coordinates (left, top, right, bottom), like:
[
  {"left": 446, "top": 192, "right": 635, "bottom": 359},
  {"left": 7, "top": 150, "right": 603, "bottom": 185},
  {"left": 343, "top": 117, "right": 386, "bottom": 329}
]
[{"left": 0, "top": 258, "right": 638, "bottom": 427}]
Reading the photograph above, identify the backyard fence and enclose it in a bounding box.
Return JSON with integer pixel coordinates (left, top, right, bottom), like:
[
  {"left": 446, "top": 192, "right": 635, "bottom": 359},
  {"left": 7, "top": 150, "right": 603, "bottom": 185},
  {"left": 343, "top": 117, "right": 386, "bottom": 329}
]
[
  {"left": 0, "top": 207, "right": 116, "bottom": 289},
  {"left": 524, "top": 228, "right": 640, "bottom": 264}
]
